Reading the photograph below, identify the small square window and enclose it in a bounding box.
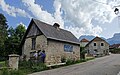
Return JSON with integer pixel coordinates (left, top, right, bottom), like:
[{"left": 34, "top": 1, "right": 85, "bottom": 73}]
[
  {"left": 94, "top": 49, "right": 98, "bottom": 52},
  {"left": 94, "top": 43, "right": 96, "bottom": 46},
  {"left": 101, "top": 43, "right": 104, "bottom": 46}
]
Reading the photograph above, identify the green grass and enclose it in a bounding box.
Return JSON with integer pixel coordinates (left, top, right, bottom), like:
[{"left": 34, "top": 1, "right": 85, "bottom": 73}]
[{"left": 0, "top": 61, "right": 6, "bottom": 67}]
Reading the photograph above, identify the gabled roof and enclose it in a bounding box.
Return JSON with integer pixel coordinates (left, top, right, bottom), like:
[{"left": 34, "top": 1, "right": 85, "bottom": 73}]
[
  {"left": 21, "top": 19, "right": 79, "bottom": 46},
  {"left": 80, "top": 38, "right": 89, "bottom": 42},
  {"left": 85, "top": 36, "right": 109, "bottom": 47}
]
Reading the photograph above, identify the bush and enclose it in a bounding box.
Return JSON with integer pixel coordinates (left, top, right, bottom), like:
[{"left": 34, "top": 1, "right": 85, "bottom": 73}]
[
  {"left": 19, "top": 60, "right": 48, "bottom": 73},
  {"left": 19, "top": 60, "right": 33, "bottom": 69},
  {"left": 66, "top": 59, "right": 75, "bottom": 65},
  {"left": 31, "top": 63, "right": 48, "bottom": 72},
  {"left": 0, "top": 68, "right": 9, "bottom": 75},
  {"left": 61, "top": 57, "right": 66, "bottom": 63},
  {"left": 110, "top": 48, "right": 120, "bottom": 54},
  {"left": 0, "top": 69, "right": 26, "bottom": 75}
]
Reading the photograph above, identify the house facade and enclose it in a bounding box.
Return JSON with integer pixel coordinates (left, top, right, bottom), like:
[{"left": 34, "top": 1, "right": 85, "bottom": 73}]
[
  {"left": 21, "top": 19, "right": 80, "bottom": 65},
  {"left": 80, "top": 38, "right": 89, "bottom": 47},
  {"left": 85, "top": 37, "right": 109, "bottom": 57}
]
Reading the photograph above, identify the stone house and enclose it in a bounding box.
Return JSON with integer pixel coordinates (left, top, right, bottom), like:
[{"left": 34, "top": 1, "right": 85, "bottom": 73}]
[
  {"left": 85, "top": 37, "right": 109, "bottom": 57},
  {"left": 80, "top": 38, "right": 89, "bottom": 47},
  {"left": 20, "top": 19, "right": 80, "bottom": 65}
]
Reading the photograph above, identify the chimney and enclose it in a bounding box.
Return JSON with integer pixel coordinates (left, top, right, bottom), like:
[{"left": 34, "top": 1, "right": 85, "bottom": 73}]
[{"left": 53, "top": 23, "right": 60, "bottom": 29}]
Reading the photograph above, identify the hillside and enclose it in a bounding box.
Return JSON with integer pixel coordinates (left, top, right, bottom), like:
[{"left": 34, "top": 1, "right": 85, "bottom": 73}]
[{"left": 107, "top": 33, "right": 120, "bottom": 45}]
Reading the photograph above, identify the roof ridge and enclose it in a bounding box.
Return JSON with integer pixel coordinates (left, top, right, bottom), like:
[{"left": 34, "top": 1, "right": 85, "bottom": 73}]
[{"left": 33, "top": 18, "right": 72, "bottom": 33}]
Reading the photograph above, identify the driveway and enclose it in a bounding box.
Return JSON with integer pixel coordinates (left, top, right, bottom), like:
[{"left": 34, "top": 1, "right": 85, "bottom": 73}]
[{"left": 29, "top": 54, "right": 120, "bottom": 75}]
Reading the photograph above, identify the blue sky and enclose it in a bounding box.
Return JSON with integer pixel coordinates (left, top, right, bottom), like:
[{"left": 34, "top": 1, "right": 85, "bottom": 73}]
[{"left": 0, "top": 0, "right": 120, "bottom": 39}]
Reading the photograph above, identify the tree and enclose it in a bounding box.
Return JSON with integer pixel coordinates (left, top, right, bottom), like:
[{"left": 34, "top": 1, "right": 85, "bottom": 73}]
[
  {"left": 0, "top": 13, "right": 8, "bottom": 59},
  {"left": 80, "top": 47, "right": 86, "bottom": 59},
  {"left": 15, "top": 24, "right": 26, "bottom": 40},
  {"left": 14, "top": 24, "right": 26, "bottom": 55},
  {"left": 0, "top": 13, "right": 8, "bottom": 47},
  {"left": 5, "top": 24, "right": 26, "bottom": 55}
]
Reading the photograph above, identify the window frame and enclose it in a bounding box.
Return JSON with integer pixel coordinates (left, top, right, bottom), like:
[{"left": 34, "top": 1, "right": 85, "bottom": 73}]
[
  {"left": 94, "top": 42, "right": 96, "bottom": 46},
  {"left": 101, "top": 42, "right": 104, "bottom": 46},
  {"left": 31, "top": 37, "right": 36, "bottom": 50},
  {"left": 64, "top": 44, "right": 73, "bottom": 52}
]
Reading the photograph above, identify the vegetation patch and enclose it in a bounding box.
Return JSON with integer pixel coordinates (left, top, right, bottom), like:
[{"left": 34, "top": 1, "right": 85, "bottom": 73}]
[
  {"left": 0, "top": 57, "right": 94, "bottom": 75},
  {"left": 0, "top": 69, "right": 26, "bottom": 75},
  {"left": 110, "top": 48, "right": 120, "bottom": 54}
]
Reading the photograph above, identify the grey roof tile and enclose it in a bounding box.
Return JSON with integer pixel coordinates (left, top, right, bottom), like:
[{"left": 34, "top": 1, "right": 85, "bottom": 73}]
[{"left": 33, "top": 19, "right": 79, "bottom": 45}]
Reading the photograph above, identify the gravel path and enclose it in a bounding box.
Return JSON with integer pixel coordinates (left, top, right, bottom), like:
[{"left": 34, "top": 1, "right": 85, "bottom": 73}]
[{"left": 29, "top": 54, "right": 120, "bottom": 75}]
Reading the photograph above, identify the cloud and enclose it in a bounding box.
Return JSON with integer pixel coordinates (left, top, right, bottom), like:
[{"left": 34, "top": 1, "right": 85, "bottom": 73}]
[
  {"left": 22, "top": 0, "right": 64, "bottom": 28},
  {"left": 0, "top": 0, "right": 30, "bottom": 18},
  {"left": 22, "top": 0, "right": 120, "bottom": 38},
  {"left": 53, "top": 0, "right": 64, "bottom": 28},
  {"left": 2, "top": 0, "right": 119, "bottom": 38},
  {"left": 56, "top": 0, "right": 119, "bottom": 38}
]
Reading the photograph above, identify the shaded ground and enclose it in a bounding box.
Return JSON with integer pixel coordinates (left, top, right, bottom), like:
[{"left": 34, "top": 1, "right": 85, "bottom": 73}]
[{"left": 29, "top": 54, "right": 120, "bottom": 75}]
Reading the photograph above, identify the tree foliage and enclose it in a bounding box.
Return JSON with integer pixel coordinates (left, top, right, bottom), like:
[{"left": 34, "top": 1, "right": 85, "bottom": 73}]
[
  {"left": 0, "top": 13, "right": 8, "bottom": 57},
  {"left": 5, "top": 24, "right": 26, "bottom": 55},
  {"left": 0, "top": 13, "right": 26, "bottom": 60}
]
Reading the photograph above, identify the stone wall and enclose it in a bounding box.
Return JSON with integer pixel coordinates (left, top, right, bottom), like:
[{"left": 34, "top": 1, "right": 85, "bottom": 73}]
[
  {"left": 22, "top": 35, "right": 80, "bottom": 65},
  {"left": 85, "top": 41, "right": 109, "bottom": 56},
  {"left": 46, "top": 40, "right": 80, "bottom": 65},
  {"left": 22, "top": 35, "right": 47, "bottom": 60}
]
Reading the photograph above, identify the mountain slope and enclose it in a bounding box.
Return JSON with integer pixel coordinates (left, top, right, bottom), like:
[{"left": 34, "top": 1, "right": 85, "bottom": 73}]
[{"left": 107, "top": 33, "right": 120, "bottom": 45}]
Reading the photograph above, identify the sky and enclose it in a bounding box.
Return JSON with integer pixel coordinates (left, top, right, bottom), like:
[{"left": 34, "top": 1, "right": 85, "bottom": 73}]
[{"left": 0, "top": 0, "right": 120, "bottom": 39}]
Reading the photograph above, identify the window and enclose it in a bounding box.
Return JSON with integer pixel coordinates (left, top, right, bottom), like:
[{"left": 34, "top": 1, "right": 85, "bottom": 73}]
[
  {"left": 94, "top": 49, "right": 98, "bottom": 52},
  {"left": 94, "top": 43, "right": 96, "bottom": 46},
  {"left": 101, "top": 43, "right": 104, "bottom": 46},
  {"left": 64, "top": 45, "right": 73, "bottom": 52},
  {"left": 30, "top": 51, "right": 35, "bottom": 58},
  {"left": 32, "top": 37, "right": 36, "bottom": 50}
]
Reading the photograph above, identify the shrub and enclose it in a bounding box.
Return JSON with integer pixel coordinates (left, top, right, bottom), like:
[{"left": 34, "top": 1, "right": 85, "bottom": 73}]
[
  {"left": 19, "top": 60, "right": 48, "bottom": 73},
  {"left": 0, "top": 69, "right": 26, "bottom": 75},
  {"left": 110, "top": 48, "right": 120, "bottom": 54},
  {"left": 80, "top": 59, "right": 86, "bottom": 62},
  {"left": 66, "top": 59, "right": 75, "bottom": 65},
  {"left": 0, "top": 68, "right": 9, "bottom": 75},
  {"left": 19, "top": 60, "right": 33, "bottom": 68},
  {"left": 31, "top": 63, "right": 48, "bottom": 72},
  {"left": 61, "top": 57, "right": 66, "bottom": 63}
]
